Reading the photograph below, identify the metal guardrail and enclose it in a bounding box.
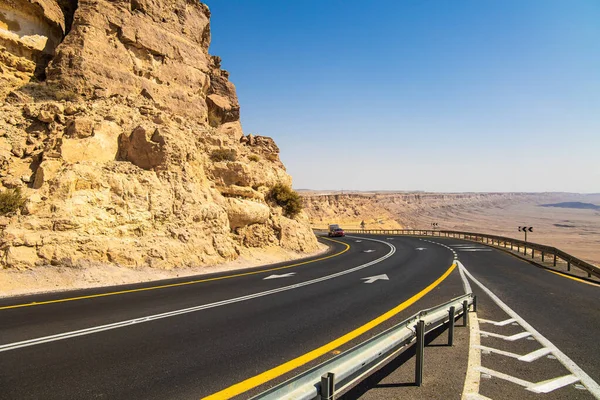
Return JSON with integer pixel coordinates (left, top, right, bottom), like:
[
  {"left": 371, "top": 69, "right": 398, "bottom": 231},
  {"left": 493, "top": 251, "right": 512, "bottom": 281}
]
[
  {"left": 317, "top": 228, "right": 600, "bottom": 280},
  {"left": 252, "top": 293, "right": 474, "bottom": 400}
]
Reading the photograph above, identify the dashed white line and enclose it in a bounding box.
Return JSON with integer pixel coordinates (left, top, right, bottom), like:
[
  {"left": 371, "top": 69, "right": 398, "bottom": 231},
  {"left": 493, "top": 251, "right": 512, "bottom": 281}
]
[{"left": 1, "top": 236, "right": 396, "bottom": 353}]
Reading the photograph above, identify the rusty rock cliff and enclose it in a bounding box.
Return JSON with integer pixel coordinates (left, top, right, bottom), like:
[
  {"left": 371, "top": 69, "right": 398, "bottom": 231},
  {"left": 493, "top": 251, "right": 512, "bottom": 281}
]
[{"left": 0, "top": 0, "right": 318, "bottom": 269}]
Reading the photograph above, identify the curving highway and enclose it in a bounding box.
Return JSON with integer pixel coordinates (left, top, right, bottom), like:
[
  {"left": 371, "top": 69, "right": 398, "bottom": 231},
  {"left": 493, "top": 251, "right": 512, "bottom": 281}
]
[{"left": 0, "top": 234, "right": 598, "bottom": 399}]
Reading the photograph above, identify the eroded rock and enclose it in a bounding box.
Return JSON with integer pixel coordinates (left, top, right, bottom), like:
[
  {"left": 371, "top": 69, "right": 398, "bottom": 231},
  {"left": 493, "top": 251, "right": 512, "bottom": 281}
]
[{"left": 0, "top": 0, "right": 318, "bottom": 271}]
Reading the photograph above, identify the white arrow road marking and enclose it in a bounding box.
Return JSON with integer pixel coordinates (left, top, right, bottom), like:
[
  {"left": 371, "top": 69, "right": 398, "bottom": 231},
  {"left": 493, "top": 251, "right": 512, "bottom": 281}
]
[
  {"left": 0, "top": 236, "right": 396, "bottom": 353},
  {"left": 363, "top": 249, "right": 376, "bottom": 253},
  {"left": 477, "top": 367, "right": 579, "bottom": 394},
  {"left": 478, "top": 318, "right": 516, "bottom": 326},
  {"left": 362, "top": 274, "right": 389, "bottom": 284},
  {"left": 355, "top": 240, "right": 363, "bottom": 242},
  {"left": 415, "top": 247, "right": 427, "bottom": 251},
  {"left": 386, "top": 237, "right": 394, "bottom": 240},
  {"left": 263, "top": 273, "right": 296, "bottom": 280},
  {"left": 475, "top": 345, "right": 552, "bottom": 362}
]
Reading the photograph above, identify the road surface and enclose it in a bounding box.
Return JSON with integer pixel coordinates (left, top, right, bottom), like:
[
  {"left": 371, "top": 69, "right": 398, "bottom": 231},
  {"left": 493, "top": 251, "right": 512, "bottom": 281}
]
[{"left": 1, "top": 234, "right": 598, "bottom": 399}]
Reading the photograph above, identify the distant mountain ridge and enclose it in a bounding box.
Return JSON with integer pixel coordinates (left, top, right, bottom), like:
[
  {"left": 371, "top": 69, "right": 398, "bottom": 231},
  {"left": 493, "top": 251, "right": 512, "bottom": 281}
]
[{"left": 540, "top": 202, "right": 600, "bottom": 211}]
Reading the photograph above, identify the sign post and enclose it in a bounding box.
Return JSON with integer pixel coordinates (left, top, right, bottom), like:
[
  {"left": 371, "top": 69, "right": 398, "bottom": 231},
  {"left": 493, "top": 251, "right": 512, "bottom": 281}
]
[
  {"left": 360, "top": 220, "right": 366, "bottom": 231},
  {"left": 518, "top": 226, "right": 533, "bottom": 242}
]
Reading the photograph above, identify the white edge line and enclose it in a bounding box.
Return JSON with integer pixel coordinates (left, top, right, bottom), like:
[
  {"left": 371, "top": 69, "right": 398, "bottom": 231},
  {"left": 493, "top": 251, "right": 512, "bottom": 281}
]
[
  {"left": 457, "top": 243, "right": 481, "bottom": 400},
  {"left": 1, "top": 236, "right": 395, "bottom": 353}
]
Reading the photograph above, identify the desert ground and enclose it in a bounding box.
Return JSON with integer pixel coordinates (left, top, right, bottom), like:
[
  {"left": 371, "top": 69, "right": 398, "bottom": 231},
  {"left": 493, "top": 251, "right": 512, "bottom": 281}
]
[
  {"left": 302, "top": 192, "right": 600, "bottom": 267},
  {"left": 401, "top": 194, "right": 600, "bottom": 266}
]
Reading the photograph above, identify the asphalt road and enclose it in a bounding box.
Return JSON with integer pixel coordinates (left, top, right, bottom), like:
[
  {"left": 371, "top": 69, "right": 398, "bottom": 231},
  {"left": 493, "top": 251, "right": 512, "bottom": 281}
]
[{"left": 1, "top": 234, "right": 598, "bottom": 399}]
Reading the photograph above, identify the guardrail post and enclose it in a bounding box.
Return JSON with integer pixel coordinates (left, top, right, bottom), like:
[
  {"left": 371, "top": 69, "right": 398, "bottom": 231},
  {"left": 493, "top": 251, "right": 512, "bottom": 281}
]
[
  {"left": 320, "top": 372, "right": 335, "bottom": 400},
  {"left": 473, "top": 295, "right": 477, "bottom": 312},
  {"left": 553, "top": 253, "right": 557, "bottom": 266},
  {"left": 448, "top": 307, "right": 455, "bottom": 346},
  {"left": 511, "top": 242, "right": 513, "bottom": 250},
  {"left": 532, "top": 249, "right": 535, "bottom": 259},
  {"left": 541, "top": 251, "right": 545, "bottom": 262},
  {"left": 524, "top": 244, "right": 527, "bottom": 255},
  {"left": 567, "top": 261, "right": 571, "bottom": 271},
  {"left": 462, "top": 300, "right": 469, "bottom": 327},
  {"left": 415, "top": 320, "right": 425, "bottom": 386}
]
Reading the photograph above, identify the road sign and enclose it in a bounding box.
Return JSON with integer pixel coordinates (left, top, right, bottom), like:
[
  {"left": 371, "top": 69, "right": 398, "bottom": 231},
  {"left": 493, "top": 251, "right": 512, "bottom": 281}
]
[
  {"left": 432, "top": 222, "right": 439, "bottom": 229},
  {"left": 518, "top": 226, "right": 533, "bottom": 242}
]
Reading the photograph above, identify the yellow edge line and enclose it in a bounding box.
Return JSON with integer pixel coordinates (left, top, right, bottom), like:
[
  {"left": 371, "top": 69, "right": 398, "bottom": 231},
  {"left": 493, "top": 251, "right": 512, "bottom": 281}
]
[
  {"left": 548, "top": 270, "right": 600, "bottom": 287},
  {"left": 0, "top": 238, "right": 350, "bottom": 310},
  {"left": 203, "top": 262, "right": 457, "bottom": 400}
]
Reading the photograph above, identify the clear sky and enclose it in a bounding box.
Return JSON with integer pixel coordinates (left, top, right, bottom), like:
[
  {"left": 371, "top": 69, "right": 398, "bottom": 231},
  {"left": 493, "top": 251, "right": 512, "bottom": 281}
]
[{"left": 206, "top": 1, "right": 599, "bottom": 193}]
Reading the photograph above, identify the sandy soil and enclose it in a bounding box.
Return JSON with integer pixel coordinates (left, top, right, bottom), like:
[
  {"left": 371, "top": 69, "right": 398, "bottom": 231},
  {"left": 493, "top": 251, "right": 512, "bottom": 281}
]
[
  {"left": 396, "top": 194, "right": 600, "bottom": 266},
  {"left": 303, "top": 192, "right": 600, "bottom": 267},
  {"left": 0, "top": 243, "right": 329, "bottom": 299}
]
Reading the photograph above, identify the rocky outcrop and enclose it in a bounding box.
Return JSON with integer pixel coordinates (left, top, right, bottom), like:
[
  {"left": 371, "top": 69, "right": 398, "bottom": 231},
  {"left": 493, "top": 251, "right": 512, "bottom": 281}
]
[
  {"left": 0, "top": 0, "right": 318, "bottom": 270},
  {"left": 301, "top": 192, "right": 558, "bottom": 230}
]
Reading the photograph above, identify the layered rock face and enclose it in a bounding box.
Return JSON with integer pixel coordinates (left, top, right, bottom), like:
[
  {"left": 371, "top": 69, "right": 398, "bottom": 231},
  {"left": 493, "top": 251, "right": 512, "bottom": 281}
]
[
  {"left": 0, "top": 0, "right": 65, "bottom": 97},
  {"left": 302, "top": 192, "right": 546, "bottom": 230},
  {"left": 0, "top": 0, "right": 318, "bottom": 269}
]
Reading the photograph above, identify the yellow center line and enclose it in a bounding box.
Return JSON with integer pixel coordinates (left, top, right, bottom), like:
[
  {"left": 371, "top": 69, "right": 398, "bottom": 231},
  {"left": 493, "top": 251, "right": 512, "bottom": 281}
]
[
  {"left": 547, "top": 270, "right": 600, "bottom": 287},
  {"left": 0, "top": 238, "right": 350, "bottom": 310},
  {"left": 202, "top": 262, "right": 457, "bottom": 400}
]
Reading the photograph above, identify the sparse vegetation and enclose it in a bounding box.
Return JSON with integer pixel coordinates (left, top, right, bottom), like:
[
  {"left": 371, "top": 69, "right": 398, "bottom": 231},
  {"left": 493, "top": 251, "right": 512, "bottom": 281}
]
[
  {"left": 248, "top": 154, "right": 260, "bottom": 162},
  {"left": 210, "top": 148, "right": 237, "bottom": 162},
  {"left": 0, "top": 187, "right": 27, "bottom": 215},
  {"left": 53, "top": 89, "right": 81, "bottom": 102},
  {"left": 268, "top": 183, "right": 302, "bottom": 218},
  {"left": 19, "top": 82, "right": 82, "bottom": 102}
]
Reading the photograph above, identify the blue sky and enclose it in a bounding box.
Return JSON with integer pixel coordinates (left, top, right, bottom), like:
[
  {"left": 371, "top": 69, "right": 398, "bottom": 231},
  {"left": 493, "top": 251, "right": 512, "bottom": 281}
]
[{"left": 206, "top": 1, "right": 599, "bottom": 192}]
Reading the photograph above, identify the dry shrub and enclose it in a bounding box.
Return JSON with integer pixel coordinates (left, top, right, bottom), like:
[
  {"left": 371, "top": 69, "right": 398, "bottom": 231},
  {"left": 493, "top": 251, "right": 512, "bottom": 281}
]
[
  {"left": 0, "top": 187, "right": 26, "bottom": 215},
  {"left": 210, "top": 149, "right": 237, "bottom": 162},
  {"left": 268, "top": 183, "right": 302, "bottom": 218}
]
